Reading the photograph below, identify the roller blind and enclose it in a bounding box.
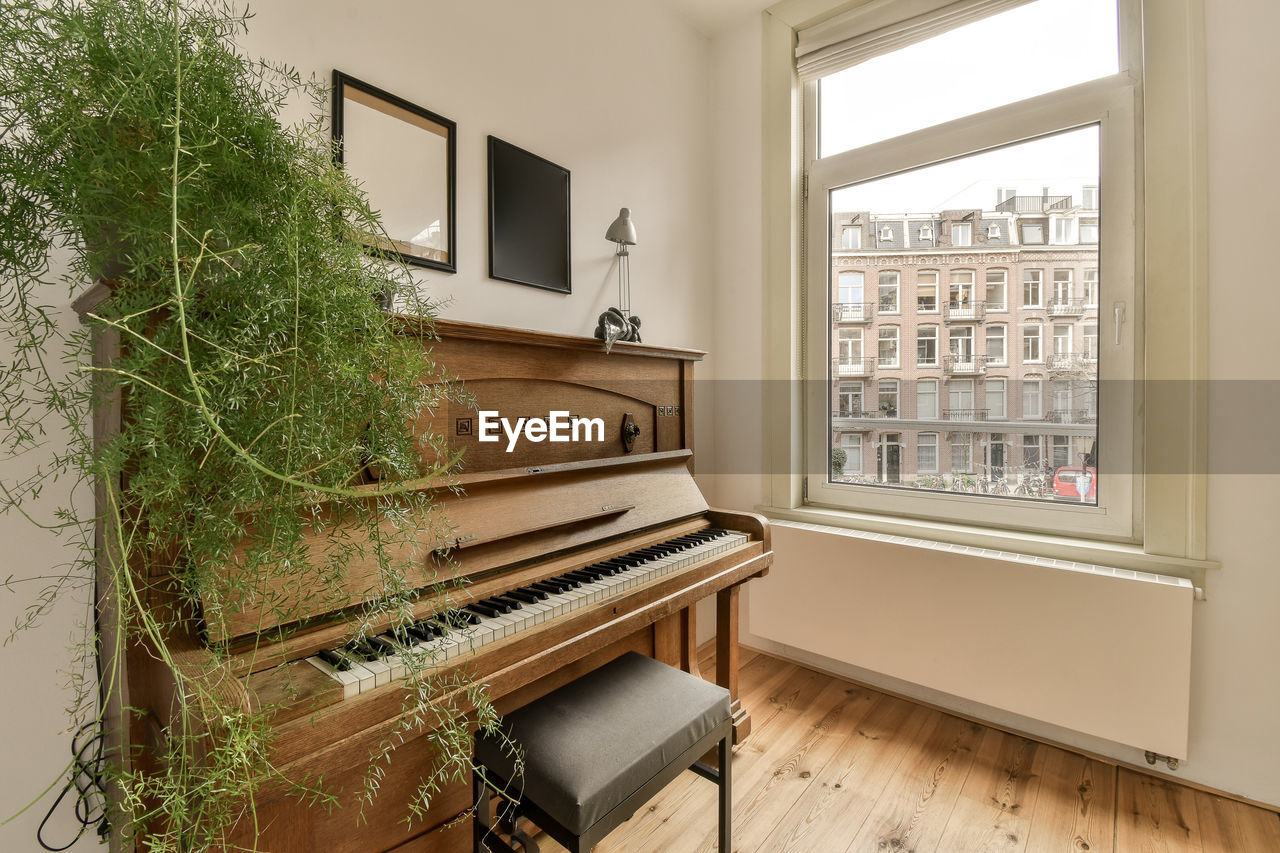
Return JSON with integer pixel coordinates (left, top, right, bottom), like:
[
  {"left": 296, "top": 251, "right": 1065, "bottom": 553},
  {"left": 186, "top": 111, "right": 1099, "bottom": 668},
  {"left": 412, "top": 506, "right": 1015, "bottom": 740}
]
[{"left": 795, "top": 0, "right": 1036, "bottom": 81}]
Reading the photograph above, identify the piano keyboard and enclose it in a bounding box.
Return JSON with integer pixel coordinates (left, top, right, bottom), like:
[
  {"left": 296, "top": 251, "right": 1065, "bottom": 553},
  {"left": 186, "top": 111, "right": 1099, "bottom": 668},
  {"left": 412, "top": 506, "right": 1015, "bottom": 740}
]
[{"left": 305, "top": 528, "right": 749, "bottom": 697}]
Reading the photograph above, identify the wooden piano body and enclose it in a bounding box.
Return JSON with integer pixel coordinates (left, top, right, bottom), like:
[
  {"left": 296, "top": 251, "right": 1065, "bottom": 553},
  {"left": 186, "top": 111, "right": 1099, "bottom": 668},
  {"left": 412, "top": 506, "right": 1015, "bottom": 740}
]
[{"left": 107, "top": 318, "right": 771, "bottom": 852}]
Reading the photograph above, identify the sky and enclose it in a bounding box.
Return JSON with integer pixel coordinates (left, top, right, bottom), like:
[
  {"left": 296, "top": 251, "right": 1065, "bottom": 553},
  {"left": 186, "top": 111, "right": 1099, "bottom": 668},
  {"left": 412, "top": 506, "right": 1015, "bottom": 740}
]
[{"left": 822, "top": 0, "right": 1116, "bottom": 213}]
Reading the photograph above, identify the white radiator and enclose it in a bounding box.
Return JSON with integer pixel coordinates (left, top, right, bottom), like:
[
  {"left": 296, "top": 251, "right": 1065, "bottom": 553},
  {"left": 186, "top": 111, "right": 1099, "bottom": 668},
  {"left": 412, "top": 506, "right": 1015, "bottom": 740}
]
[{"left": 748, "top": 521, "right": 1194, "bottom": 759}]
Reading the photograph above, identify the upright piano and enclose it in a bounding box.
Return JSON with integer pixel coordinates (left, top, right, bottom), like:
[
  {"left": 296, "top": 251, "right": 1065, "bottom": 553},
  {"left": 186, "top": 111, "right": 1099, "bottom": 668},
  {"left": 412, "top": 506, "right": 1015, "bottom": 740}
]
[{"left": 107, "top": 318, "right": 771, "bottom": 852}]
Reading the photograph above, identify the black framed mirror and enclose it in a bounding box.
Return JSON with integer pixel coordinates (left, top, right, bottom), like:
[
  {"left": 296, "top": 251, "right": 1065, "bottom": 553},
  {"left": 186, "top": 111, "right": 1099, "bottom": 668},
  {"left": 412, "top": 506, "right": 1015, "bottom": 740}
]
[{"left": 333, "top": 71, "right": 456, "bottom": 273}]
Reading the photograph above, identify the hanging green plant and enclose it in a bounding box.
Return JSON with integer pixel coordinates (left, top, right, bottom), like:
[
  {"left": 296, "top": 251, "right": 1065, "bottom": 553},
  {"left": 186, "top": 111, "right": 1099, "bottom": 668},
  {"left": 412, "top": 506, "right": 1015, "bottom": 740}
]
[{"left": 0, "top": 0, "right": 498, "bottom": 849}]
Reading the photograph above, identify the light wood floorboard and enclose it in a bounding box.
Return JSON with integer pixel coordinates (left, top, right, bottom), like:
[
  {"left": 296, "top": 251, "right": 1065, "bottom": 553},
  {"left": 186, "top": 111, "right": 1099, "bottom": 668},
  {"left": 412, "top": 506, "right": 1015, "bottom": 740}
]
[{"left": 522, "top": 651, "right": 1280, "bottom": 853}]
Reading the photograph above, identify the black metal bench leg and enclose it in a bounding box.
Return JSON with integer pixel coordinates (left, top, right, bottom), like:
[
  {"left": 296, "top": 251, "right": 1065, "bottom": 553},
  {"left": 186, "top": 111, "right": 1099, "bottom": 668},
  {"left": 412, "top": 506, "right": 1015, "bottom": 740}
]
[{"left": 718, "top": 733, "right": 732, "bottom": 852}]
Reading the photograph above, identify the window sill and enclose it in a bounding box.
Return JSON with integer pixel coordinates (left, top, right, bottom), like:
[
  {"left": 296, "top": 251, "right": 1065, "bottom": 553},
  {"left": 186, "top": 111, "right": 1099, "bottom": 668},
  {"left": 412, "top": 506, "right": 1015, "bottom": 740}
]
[{"left": 756, "top": 502, "right": 1218, "bottom": 588}]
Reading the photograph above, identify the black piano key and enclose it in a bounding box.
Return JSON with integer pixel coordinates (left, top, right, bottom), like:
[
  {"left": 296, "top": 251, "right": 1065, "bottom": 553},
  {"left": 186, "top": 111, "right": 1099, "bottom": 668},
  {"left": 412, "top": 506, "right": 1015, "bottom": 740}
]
[
  {"left": 530, "top": 580, "right": 567, "bottom": 594},
  {"left": 318, "top": 649, "right": 351, "bottom": 671},
  {"left": 509, "top": 588, "right": 546, "bottom": 603},
  {"left": 370, "top": 635, "right": 400, "bottom": 655},
  {"left": 465, "top": 602, "right": 501, "bottom": 619},
  {"left": 478, "top": 597, "right": 513, "bottom": 614},
  {"left": 491, "top": 595, "right": 524, "bottom": 610},
  {"left": 563, "top": 570, "right": 597, "bottom": 583}
]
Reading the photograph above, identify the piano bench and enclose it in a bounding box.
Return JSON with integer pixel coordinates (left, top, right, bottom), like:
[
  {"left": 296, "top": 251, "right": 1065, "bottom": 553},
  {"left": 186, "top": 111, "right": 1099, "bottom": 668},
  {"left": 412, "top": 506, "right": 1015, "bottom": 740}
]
[{"left": 473, "top": 651, "right": 733, "bottom": 853}]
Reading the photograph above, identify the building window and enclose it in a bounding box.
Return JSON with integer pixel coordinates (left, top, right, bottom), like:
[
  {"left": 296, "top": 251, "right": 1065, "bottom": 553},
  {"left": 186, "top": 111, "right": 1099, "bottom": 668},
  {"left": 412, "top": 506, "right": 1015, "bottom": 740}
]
[
  {"left": 1023, "top": 434, "right": 1043, "bottom": 468},
  {"left": 1023, "top": 378, "right": 1043, "bottom": 419},
  {"left": 842, "top": 225, "right": 861, "bottom": 249},
  {"left": 951, "top": 434, "right": 973, "bottom": 473},
  {"left": 986, "top": 379, "right": 1006, "bottom": 420},
  {"left": 1083, "top": 268, "right": 1098, "bottom": 306},
  {"left": 1052, "top": 435, "right": 1072, "bottom": 468},
  {"left": 1053, "top": 324, "right": 1072, "bottom": 356},
  {"left": 1023, "top": 324, "right": 1043, "bottom": 363},
  {"left": 986, "top": 324, "right": 1006, "bottom": 365},
  {"left": 1080, "top": 219, "right": 1099, "bottom": 243},
  {"left": 1023, "top": 270, "right": 1043, "bottom": 307},
  {"left": 879, "top": 225, "right": 893, "bottom": 241},
  {"left": 878, "top": 326, "right": 899, "bottom": 368},
  {"left": 1053, "top": 269, "right": 1073, "bottom": 305},
  {"left": 917, "top": 270, "right": 938, "bottom": 313},
  {"left": 878, "top": 379, "right": 899, "bottom": 417},
  {"left": 917, "top": 379, "right": 938, "bottom": 419},
  {"left": 803, "top": 0, "right": 1126, "bottom": 530},
  {"left": 878, "top": 271, "right": 900, "bottom": 313},
  {"left": 838, "top": 380, "right": 863, "bottom": 417},
  {"left": 917, "top": 433, "right": 938, "bottom": 473},
  {"left": 1083, "top": 185, "right": 1099, "bottom": 209},
  {"left": 986, "top": 269, "right": 1007, "bottom": 311},
  {"left": 837, "top": 327, "right": 862, "bottom": 373},
  {"left": 1053, "top": 218, "right": 1072, "bottom": 243},
  {"left": 1083, "top": 324, "right": 1098, "bottom": 361},
  {"left": 998, "top": 187, "right": 1016, "bottom": 204},
  {"left": 840, "top": 433, "right": 863, "bottom": 474},
  {"left": 1021, "top": 222, "right": 1045, "bottom": 244},
  {"left": 917, "top": 325, "right": 938, "bottom": 367}
]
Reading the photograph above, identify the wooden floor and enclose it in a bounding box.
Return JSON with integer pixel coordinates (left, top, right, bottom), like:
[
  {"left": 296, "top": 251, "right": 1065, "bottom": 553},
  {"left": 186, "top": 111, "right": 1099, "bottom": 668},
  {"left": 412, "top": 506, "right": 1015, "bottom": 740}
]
[{"left": 530, "top": 648, "right": 1280, "bottom": 853}]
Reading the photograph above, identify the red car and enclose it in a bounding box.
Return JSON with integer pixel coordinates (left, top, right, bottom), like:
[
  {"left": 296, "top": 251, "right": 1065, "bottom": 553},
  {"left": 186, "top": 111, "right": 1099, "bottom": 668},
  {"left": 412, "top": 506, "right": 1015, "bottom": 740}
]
[{"left": 1053, "top": 465, "right": 1097, "bottom": 499}]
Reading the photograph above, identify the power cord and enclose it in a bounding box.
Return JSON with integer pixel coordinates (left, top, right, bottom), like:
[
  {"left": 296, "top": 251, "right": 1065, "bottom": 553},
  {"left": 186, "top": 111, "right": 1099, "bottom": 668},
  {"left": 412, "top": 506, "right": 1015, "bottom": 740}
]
[{"left": 35, "top": 721, "right": 109, "bottom": 851}]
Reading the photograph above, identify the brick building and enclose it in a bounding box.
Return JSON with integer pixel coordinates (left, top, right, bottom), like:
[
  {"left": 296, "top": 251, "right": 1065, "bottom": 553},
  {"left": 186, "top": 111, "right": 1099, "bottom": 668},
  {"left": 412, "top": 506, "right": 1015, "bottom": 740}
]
[{"left": 828, "top": 187, "right": 1099, "bottom": 492}]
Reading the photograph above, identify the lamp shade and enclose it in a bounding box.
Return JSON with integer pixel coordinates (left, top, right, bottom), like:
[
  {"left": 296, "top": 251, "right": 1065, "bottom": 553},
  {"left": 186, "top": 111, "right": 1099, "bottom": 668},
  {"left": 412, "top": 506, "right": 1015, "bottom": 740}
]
[{"left": 605, "top": 208, "right": 637, "bottom": 246}]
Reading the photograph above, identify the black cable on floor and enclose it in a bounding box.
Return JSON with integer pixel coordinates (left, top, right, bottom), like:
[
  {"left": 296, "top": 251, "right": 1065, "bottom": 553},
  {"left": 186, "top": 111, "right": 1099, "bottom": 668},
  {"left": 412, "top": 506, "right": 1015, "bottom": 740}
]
[{"left": 35, "top": 720, "right": 109, "bottom": 851}]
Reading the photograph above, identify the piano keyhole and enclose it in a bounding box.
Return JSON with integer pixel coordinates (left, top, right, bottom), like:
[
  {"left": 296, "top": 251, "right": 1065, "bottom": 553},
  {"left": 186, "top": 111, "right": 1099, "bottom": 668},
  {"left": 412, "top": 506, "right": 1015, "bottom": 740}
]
[{"left": 612, "top": 606, "right": 618, "bottom": 615}]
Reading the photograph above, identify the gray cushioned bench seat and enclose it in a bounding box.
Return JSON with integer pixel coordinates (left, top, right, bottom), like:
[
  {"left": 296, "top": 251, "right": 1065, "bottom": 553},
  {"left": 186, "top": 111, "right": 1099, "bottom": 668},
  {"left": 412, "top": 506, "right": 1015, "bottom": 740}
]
[{"left": 474, "top": 651, "right": 732, "bottom": 851}]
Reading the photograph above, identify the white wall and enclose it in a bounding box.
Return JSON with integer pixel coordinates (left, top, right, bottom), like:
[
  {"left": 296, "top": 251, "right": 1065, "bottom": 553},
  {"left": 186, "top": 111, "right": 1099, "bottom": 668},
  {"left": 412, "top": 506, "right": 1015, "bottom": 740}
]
[
  {"left": 0, "top": 2, "right": 717, "bottom": 848},
  {"left": 706, "top": 0, "right": 1280, "bottom": 807}
]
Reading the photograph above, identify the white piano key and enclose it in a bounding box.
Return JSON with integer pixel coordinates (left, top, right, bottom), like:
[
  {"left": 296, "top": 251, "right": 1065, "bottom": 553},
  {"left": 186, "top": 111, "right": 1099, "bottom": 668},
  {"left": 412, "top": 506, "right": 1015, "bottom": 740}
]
[{"left": 305, "top": 655, "right": 362, "bottom": 699}]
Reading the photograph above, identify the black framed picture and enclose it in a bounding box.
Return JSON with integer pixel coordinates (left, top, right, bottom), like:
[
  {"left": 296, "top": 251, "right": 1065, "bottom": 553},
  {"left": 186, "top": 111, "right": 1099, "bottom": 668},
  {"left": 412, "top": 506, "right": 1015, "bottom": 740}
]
[
  {"left": 332, "top": 71, "right": 456, "bottom": 273},
  {"left": 487, "top": 136, "right": 571, "bottom": 293}
]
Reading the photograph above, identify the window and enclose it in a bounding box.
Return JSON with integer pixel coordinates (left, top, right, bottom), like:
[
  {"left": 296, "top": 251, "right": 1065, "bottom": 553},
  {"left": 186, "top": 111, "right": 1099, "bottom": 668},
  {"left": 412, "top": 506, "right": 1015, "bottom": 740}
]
[
  {"left": 949, "top": 326, "right": 975, "bottom": 362},
  {"left": 951, "top": 434, "right": 973, "bottom": 473},
  {"left": 842, "top": 226, "right": 861, "bottom": 249},
  {"left": 1083, "top": 185, "right": 1099, "bottom": 209},
  {"left": 1053, "top": 269, "right": 1073, "bottom": 305},
  {"left": 837, "top": 327, "right": 862, "bottom": 373},
  {"left": 798, "top": 0, "right": 1135, "bottom": 535},
  {"left": 1023, "top": 270, "right": 1043, "bottom": 307},
  {"left": 986, "top": 325, "right": 1006, "bottom": 364},
  {"left": 878, "top": 326, "right": 899, "bottom": 367},
  {"left": 879, "top": 224, "right": 893, "bottom": 241},
  {"left": 878, "top": 379, "right": 899, "bottom": 417},
  {"left": 1023, "top": 434, "right": 1043, "bottom": 468},
  {"left": 1083, "top": 324, "right": 1098, "bottom": 360},
  {"left": 1050, "top": 378, "right": 1072, "bottom": 414},
  {"left": 917, "top": 326, "right": 938, "bottom": 367},
  {"left": 986, "top": 379, "right": 1006, "bottom": 420},
  {"left": 840, "top": 433, "right": 863, "bottom": 474},
  {"left": 917, "top": 380, "right": 938, "bottom": 419},
  {"left": 1023, "top": 324, "right": 1043, "bottom": 362},
  {"left": 1052, "top": 435, "right": 1072, "bottom": 468},
  {"left": 917, "top": 270, "right": 938, "bottom": 312},
  {"left": 919, "top": 223, "right": 934, "bottom": 243},
  {"left": 1080, "top": 219, "right": 1098, "bottom": 243},
  {"left": 878, "top": 271, "right": 900, "bottom": 313},
  {"left": 1083, "top": 269, "right": 1098, "bottom": 305},
  {"left": 1022, "top": 378, "right": 1043, "bottom": 419},
  {"left": 986, "top": 270, "right": 1007, "bottom": 311},
  {"left": 1053, "top": 324, "right": 1072, "bottom": 356},
  {"left": 948, "top": 379, "right": 974, "bottom": 417},
  {"left": 918, "top": 433, "right": 938, "bottom": 473},
  {"left": 837, "top": 271, "right": 864, "bottom": 304},
  {"left": 838, "top": 380, "right": 863, "bottom": 417}
]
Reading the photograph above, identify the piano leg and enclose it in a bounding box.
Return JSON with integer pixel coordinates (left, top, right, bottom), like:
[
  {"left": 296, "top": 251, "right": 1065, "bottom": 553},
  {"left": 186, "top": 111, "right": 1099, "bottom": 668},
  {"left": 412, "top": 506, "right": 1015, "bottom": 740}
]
[
  {"left": 653, "top": 608, "right": 699, "bottom": 677},
  {"left": 716, "top": 584, "right": 751, "bottom": 744}
]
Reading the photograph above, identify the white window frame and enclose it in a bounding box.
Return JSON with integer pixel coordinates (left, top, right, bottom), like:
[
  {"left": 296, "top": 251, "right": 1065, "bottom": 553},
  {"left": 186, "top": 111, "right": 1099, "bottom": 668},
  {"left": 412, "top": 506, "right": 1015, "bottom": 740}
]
[
  {"left": 919, "top": 222, "right": 934, "bottom": 243},
  {"left": 986, "top": 269, "right": 1008, "bottom": 311},
  {"left": 878, "top": 270, "right": 900, "bottom": 313},
  {"left": 840, "top": 433, "right": 863, "bottom": 474},
  {"left": 917, "top": 432, "right": 938, "bottom": 474},
  {"left": 951, "top": 433, "right": 973, "bottom": 473},
  {"left": 1083, "top": 268, "right": 1099, "bottom": 306},
  {"left": 987, "top": 223, "right": 1002, "bottom": 240},
  {"left": 1053, "top": 269, "right": 1074, "bottom": 304},
  {"left": 1083, "top": 185, "right": 1099, "bottom": 209},
  {"left": 986, "top": 378, "right": 1007, "bottom": 420},
  {"left": 1022, "top": 323, "right": 1043, "bottom": 363},
  {"left": 877, "top": 325, "right": 900, "bottom": 368},
  {"left": 1020, "top": 222, "right": 1045, "bottom": 244},
  {"left": 879, "top": 224, "right": 893, "bottom": 241},
  {"left": 837, "top": 270, "right": 864, "bottom": 306},
  {"left": 917, "top": 379, "right": 939, "bottom": 420},
  {"left": 1053, "top": 217, "right": 1073, "bottom": 244},
  {"left": 985, "top": 324, "right": 1007, "bottom": 365},
  {"left": 1022, "top": 378, "right": 1044, "bottom": 420},
  {"left": 917, "top": 325, "right": 939, "bottom": 367},
  {"left": 764, "top": 0, "right": 1209, "bottom": 564},
  {"left": 838, "top": 380, "right": 863, "bottom": 417},
  {"left": 1053, "top": 324, "right": 1073, "bottom": 356},
  {"left": 917, "top": 270, "right": 939, "bottom": 313},
  {"left": 1022, "top": 269, "right": 1043, "bottom": 307},
  {"left": 948, "top": 378, "right": 975, "bottom": 415},
  {"left": 952, "top": 222, "right": 972, "bottom": 247},
  {"left": 877, "top": 379, "right": 900, "bottom": 418},
  {"left": 842, "top": 225, "right": 861, "bottom": 249},
  {"left": 1080, "top": 220, "right": 1099, "bottom": 244}
]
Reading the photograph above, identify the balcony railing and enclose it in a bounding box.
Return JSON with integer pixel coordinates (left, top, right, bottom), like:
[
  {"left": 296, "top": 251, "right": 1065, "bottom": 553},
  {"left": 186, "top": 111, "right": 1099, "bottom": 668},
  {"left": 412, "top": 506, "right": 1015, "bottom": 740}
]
[
  {"left": 834, "top": 356, "right": 875, "bottom": 377},
  {"left": 993, "top": 194, "right": 1072, "bottom": 213},
  {"left": 942, "top": 408, "right": 989, "bottom": 421},
  {"left": 1047, "top": 408, "right": 1097, "bottom": 424},
  {"left": 1049, "top": 298, "right": 1086, "bottom": 317},
  {"left": 943, "top": 299, "right": 986, "bottom": 323},
  {"left": 835, "top": 408, "right": 878, "bottom": 420},
  {"left": 943, "top": 354, "right": 989, "bottom": 375},
  {"left": 832, "top": 302, "right": 874, "bottom": 323},
  {"left": 1046, "top": 352, "right": 1098, "bottom": 374}
]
